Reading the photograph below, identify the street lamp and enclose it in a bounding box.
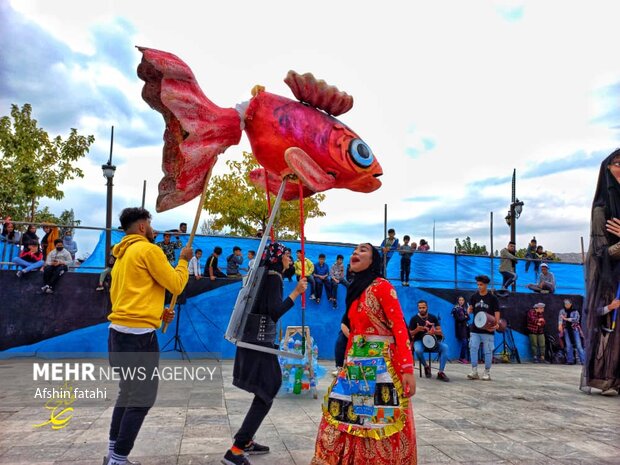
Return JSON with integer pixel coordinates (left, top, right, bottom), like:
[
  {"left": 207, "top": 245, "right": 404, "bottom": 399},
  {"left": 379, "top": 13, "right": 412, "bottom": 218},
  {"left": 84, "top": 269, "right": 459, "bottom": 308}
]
[
  {"left": 505, "top": 169, "right": 523, "bottom": 291},
  {"left": 102, "top": 126, "right": 116, "bottom": 268}
]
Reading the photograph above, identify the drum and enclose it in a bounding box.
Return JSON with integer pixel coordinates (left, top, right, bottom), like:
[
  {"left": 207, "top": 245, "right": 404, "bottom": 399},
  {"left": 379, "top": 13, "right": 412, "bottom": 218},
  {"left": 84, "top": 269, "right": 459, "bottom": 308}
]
[
  {"left": 497, "top": 318, "right": 508, "bottom": 333},
  {"left": 422, "top": 334, "right": 438, "bottom": 350},
  {"left": 474, "top": 311, "right": 497, "bottom": 331}
]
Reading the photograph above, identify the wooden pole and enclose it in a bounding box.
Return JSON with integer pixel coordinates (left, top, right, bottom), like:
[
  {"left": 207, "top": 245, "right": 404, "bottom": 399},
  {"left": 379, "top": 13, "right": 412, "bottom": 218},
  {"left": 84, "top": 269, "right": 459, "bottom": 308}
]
[{"left": 161, "top": 171, "right": 212, "bottom": 333}]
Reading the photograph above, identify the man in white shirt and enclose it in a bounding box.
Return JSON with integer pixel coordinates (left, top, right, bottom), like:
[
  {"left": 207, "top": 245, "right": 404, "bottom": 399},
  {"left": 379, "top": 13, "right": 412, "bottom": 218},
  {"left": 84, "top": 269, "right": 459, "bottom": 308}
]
[
  {"left": 41, "top": 239, "right": 73, "bottom": 294},
  {"left": 189, "top": 249, "right": 203, "bottom": 280}
]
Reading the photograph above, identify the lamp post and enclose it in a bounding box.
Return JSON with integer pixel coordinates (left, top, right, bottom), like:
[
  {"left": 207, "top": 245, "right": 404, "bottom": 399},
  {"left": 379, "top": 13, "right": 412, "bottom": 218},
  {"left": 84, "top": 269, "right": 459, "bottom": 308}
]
[
  {"left": 504, "top": 169, "right": 524, "bottom": 291},
  {"left": 102, "top": 126, "right": 116, "bottom": 268}
]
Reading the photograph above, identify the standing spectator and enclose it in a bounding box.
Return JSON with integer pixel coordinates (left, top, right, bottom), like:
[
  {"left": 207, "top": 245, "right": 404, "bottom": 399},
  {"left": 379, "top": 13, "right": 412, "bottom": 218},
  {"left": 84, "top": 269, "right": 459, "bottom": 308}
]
[
  {"left": 189, "top": 249, "right": 203, "bottom": 280},
  {"left": 14, "top": 242, "right": 44, "bottom": 277},
  {"left": 1, "top": 221, "right": 21, "bottom": 245},
  {"left": 536, "top": 245, "right": 547, "bottom": 261},
  {"left": 558, "top": 299, "right": 585, "bottom": 365},
  {"left": 527, "top": 262, "right": 556, "bottom": 293},
  {"left": 205, "top": 246, "right": 226, "bottom": 280},
  {"left": 294, "top": 250, "right": 315, "bottom": 299},
  {"left": 499, "top": 241, "right": 518, "bottom": 290},
  {"left": 96, "top": 246, "right": 116, "bottom": 291},
  {"left": 451, "top": 296, "right": 470, "bottom": 364},
  {"left": 399, "top": 235, "right": 414, "bottom": 286},
  {"left": 380, "top": 228, "right": 399, "bottom": 271},
  {"left": 41, "top": 239, "right": 72, "bottom": 294},
  {"left": 179, "top": 222, "right": 187, "bottom": 234},
  {"left": 247, "top": 250, "right": 256, "bottom": 270},
  {"left": 524, "top": 237, "right": 539, "bottom": 275},
  {"left": 255, "top": 228, "right": 264, "bottom": 238},
  {"left": 312, "top": 253, "right": 331, "bottom": 305},
  {"left": 226, "top": 246, "right": 244, "bottom": 277},
  {"left": 63, "top": 230, "right": 78, "bottom": 261},
  {"left": 157, "top": 231, "right": 182, "bottom": 265},
  {"left": 527, "top": 303, "right": 547, "bottom": 363},
  {"left": 328, "top": 254, "right": 349, "bottom": 309},
  {"left": 467, "top": 275, "right": 500, "bottom": 381},
  {"left": 21, "top": 224, "right": 39, "bottom": 248},
  {"left": 418, "top": 239, "right": 430, "bottom": 251}
]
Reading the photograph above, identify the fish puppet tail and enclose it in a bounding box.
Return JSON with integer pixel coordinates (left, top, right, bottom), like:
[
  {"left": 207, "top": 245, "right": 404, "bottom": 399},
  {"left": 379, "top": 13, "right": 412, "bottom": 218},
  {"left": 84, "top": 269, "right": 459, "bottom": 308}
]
[{"left": 137, "top": 47, "right": 242, "bottom": 212}]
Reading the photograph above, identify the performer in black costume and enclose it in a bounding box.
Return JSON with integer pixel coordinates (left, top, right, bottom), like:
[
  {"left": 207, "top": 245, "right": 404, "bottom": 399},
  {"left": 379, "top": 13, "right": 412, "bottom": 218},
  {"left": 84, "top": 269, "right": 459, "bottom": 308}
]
[
  {"left": 582, "top": 149, "right": 620, "bottom": 395},
  {"left": 222, "top": 242, "right": 307, "bottom": 465}
]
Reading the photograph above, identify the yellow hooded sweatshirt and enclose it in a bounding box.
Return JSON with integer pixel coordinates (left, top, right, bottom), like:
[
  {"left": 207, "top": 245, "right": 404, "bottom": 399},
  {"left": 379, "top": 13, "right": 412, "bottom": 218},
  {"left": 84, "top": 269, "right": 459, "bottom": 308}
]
[{"left": 108, "top": 234, "right": 188, "bottom": 329}]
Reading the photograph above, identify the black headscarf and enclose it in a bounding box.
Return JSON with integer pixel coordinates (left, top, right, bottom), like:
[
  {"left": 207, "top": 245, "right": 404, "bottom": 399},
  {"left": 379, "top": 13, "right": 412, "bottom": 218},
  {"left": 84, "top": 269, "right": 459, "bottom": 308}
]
[
  {"left": 345, "top": 243, "right": 383, "bottom": 315},
  {"left": 591, "top": 149, "right": 620, "bottom": 284},
  {"left": 260, "top": 242, "right": 286, "bottom": 274}
]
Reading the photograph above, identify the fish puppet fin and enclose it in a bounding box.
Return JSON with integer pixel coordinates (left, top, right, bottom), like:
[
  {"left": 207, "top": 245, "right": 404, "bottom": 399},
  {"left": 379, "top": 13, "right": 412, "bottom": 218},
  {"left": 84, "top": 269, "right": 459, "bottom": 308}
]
[
  {"left": 284, "top": 71, "right": 353, "bottom": 116},
  {"left": 284, "top": 147, "right": 336, "bottom": 194},
  {"left": 249, "top": 167, "right": 314, "bottom": 201},
  {"left": 137, "top": 46, "right": 242, "bottom": 212}
]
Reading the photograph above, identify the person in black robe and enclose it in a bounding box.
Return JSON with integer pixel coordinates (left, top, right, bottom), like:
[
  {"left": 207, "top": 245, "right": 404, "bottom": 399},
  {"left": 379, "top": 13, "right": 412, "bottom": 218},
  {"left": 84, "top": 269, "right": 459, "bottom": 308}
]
[
  {"left": 223, "top": 242, "right": 306, "bottom": 465},
  {"left": 582, "top": 149, "right": 620, "bottom": 395}
]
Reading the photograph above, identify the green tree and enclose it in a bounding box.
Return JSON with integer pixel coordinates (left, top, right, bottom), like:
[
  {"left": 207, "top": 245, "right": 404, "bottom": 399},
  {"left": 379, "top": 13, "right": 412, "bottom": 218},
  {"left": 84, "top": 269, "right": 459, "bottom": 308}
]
[
  {"left": 455, "top": 236, "right": 488, "bottom": 255},
  {"left": 0, "top": 104, "right": 95, "bottom": 222},
  {"left": 203, "top": 152, "right": 326, "bottom": 238}
]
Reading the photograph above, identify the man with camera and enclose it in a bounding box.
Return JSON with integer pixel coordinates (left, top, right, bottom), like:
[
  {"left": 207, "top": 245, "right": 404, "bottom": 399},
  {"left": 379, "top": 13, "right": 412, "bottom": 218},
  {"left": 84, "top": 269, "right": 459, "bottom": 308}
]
[{"left": 408, "top": 300, "right": 450, "bottom": 382}]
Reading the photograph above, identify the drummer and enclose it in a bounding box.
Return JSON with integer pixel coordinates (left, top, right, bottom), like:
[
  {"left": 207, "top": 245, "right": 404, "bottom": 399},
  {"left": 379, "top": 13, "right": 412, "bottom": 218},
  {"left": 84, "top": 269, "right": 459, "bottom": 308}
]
[
  {"left": 409, "top": 300, "right": 450, "bottom": 382},
  {"left": 467, "top": 275, "right": 501, "bottom": 381}
]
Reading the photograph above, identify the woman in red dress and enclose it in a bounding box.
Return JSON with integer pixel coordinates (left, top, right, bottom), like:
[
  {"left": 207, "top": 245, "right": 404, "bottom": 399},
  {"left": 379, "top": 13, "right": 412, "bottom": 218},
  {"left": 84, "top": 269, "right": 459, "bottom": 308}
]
[{"left": 312, "top": 243, "right": 417, "bottom": 465}]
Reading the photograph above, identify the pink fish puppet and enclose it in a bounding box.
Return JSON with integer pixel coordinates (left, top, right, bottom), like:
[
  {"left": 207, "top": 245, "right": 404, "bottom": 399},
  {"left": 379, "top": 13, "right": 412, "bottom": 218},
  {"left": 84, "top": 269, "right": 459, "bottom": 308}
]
[{"left": 137, "top": 47, "right": 383, "bottom": 211}]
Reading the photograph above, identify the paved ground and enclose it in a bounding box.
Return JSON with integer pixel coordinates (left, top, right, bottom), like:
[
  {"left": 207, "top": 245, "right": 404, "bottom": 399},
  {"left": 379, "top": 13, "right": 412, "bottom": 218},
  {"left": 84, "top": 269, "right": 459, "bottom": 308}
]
[{"left": 1, "top": 358, "right": 619, "bottom": 465}]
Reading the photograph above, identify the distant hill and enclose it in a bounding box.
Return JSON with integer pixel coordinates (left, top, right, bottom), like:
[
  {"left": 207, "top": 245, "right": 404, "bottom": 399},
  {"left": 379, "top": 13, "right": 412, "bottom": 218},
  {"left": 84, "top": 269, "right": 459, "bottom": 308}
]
[{"left": 555, "top": 252, "right": 584, "bottom": 264}]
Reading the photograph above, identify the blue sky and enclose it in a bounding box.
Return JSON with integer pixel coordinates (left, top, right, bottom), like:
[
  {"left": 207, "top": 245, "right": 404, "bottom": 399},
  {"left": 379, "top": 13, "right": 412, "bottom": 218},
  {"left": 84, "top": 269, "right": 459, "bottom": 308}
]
[{"left": 2, "top": 0, "right": 620, "bottom": 257}]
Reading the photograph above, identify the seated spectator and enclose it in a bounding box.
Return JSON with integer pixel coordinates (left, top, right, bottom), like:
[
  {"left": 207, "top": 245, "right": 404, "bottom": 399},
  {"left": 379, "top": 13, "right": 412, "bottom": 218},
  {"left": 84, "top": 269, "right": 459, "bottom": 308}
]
[
  {"left": 312, "top": 253, "right": 332, "bottom": 304},
  {"left": 500, "top": 241, "right": 518, "bottom": 290},
  {"left": 408, "top": 300, "right": 450, "bottom": 381},
  {"left": 294, "top": 250, "right": 316, "bottom": 299},
  {"left": 558, "top": 299, "right": 585, "bottom": 365},
  {"left": 14, "top": 242, "right": 44, "bottom": 277},
  {"left": 283, "top": 248, "right": 295, "bottom": 281},
  {"left": 418, "top": 239, "right": 430, "bottom": 251},
  {"left": 527, "top": 263, "right": 555, "bottom": 293},
  {"left": 0, "top": 221, "right": 21, "bottom": 245},
  {"left": 62, "top": 230, "right": 78, "bottom": 261},
  {"left": 41, "top": 239, "right": 72, "bottom": 294},
  {"left": 328, "top": 254, "right": 349, "bottom": 309},
  {"left": 524, "top": 237, "right": 539, "bottom": 275},
  {"left": 380, "top": 228, "right": 399, "bottom": 268},
  {"left": 226, "top": 246, "right": 243, "bottom": 277},
  {"left": 96, "top": 246, "right": 116, "bottom": 291},
  {"left": 157, "top": 230, "right": 182, "bottom": 265},
  {"left": 205, "top": 246, "right": 226, "bottom": 280},
  {"left": 20, "top": 224, "right": 39, "bottom": 248},
  {"left": 40, "top": 224, "right": 59, "bottom": 261},
  {"left": 189, "top": 249, "right": 203, "bottom": 280},
  {"left": 527, "top": 303, "right": 547, "bottom": 363}
]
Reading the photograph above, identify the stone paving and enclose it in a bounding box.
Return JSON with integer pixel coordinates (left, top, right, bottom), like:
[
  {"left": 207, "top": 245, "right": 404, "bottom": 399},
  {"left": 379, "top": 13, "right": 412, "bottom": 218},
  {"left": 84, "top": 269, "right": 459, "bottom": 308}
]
[{"left": 1, "top": 358, "right": 619, "bottom": 465}]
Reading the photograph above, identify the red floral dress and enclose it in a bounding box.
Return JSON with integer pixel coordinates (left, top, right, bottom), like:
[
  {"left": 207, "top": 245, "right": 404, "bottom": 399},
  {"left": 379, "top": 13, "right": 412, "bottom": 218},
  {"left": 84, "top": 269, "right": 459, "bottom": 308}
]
[{"left": 312, "top": 278, "right": 416, "bottom": 465}]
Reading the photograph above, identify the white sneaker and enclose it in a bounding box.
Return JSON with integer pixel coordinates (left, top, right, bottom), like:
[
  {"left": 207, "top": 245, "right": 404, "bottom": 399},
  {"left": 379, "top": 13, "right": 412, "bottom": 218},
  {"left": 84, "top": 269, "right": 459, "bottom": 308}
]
[
  {"left": 482, "top": 370, "right": 491, "bottom": 381},
  {"left": 467, "top": 369, "right": 479, "bottom": 380}
]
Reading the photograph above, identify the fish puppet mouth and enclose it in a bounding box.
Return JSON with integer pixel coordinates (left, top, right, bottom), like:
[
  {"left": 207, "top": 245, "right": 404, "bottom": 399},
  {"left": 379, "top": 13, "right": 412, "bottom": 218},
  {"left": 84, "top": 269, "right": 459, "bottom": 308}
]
[{"left": 345, "top": 170, "right": 383, "bottom": 193}]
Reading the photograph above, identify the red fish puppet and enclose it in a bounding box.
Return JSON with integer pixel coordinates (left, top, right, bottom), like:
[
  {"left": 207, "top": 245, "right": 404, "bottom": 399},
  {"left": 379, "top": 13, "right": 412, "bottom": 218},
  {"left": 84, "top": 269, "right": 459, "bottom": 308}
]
[{"left": 137, "top": 47, "right": 383, "bottom": 212}]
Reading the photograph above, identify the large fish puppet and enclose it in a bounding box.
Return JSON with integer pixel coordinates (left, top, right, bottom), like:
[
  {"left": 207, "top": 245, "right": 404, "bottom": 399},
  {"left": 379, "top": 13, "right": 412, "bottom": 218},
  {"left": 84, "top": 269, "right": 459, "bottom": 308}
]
[{"left": 137, "top": 47, "right": 383, "bottom": 211}]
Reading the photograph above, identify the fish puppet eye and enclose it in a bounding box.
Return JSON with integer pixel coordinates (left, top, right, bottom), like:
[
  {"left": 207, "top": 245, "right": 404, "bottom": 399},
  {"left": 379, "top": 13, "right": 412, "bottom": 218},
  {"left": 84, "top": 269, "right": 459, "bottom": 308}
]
[{"left": 348, "top": 139, "right": 374, "bottom": 168}]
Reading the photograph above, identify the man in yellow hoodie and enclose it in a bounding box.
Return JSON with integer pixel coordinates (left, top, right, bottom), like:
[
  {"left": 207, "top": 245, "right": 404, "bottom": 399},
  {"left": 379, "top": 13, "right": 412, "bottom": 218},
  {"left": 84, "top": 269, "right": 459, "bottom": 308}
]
[{"left": 105, "top": 207, "right": 192, "bottom": 465}]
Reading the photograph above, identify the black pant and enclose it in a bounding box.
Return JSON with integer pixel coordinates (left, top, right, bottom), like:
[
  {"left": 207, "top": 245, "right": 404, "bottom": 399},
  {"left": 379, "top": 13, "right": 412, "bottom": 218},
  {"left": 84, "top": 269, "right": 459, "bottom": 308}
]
[
  {"left": 108, "top": 329, "right": 159, "bottom": 456},
  {"left": 400, "top": 257, "right": 411, "bottom": 282},
  {"left": 43, "top": 264, "right": 67, "bottom": 288},
  {"left": 233, "top": 395, "right": 273, "bottom": 448},
  {"left": 334, "top": 330, "right": 348, "bottom": 368}
]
